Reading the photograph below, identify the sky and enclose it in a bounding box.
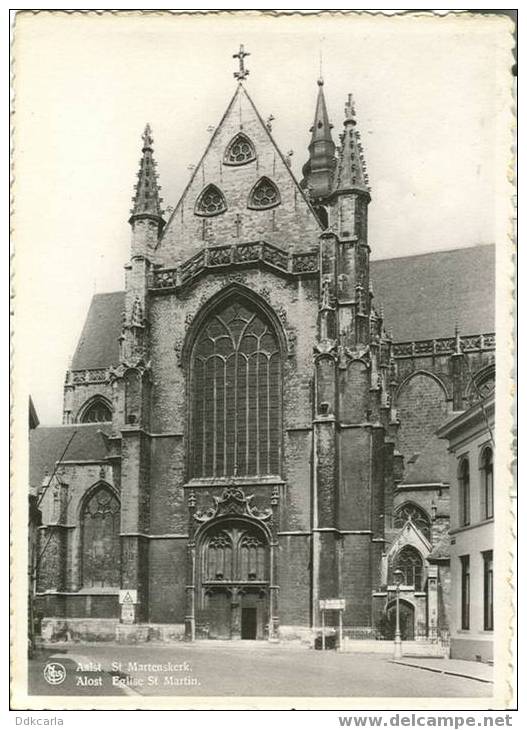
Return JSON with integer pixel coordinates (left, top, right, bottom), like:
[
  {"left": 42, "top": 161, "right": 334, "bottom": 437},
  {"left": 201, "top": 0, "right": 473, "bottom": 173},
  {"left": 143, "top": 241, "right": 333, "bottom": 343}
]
[{"left": 13, "top": 11, "right": 513, "bottom": 424}]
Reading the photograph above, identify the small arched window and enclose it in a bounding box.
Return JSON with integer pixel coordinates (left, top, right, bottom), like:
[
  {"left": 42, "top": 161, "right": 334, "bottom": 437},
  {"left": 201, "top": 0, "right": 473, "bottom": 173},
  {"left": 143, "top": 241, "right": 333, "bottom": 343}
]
[
  {"left": 248, "top": 177, "right": 281, "bottom": 210},
  {"left": 394, "top": 503, "right": 431, "bottom": 542},
  {"left": 80, "top": 485, "right": 120, "bottom": 588},
  {"left": 195, "top": 184, "right": 227, "bottom": 217},
  {"left": 458, "top": 458, "right": 471, "bottom": 527},
  {"left": 224, "top": 133, "right": 256, "bottom": 166},
  {"left": 393, "top": 546, "right": 423, "bottom": 589},
  {"left": 79, "top": 397, "right": 112, "bottom": 423},
  {"left": 480, "top": 447, "right": 493, "bottom": 520}
]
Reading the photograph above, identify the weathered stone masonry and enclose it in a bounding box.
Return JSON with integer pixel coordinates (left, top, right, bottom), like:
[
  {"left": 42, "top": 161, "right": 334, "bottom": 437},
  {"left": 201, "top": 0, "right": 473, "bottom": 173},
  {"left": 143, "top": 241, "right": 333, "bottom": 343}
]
[{"left": 32, "top": 70, "right": 495, "bottom": 643}]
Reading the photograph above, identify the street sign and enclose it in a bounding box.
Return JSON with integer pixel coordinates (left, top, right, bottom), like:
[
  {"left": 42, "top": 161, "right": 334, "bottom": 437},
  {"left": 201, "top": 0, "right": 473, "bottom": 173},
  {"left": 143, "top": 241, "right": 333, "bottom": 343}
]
[
  {"left": 320, "top": 598, "right": 346, "bottom": 611},
  {"left": 121, "top": 604, "right": 135, "bottom": 624},
  {"left": 119, "top": 589, "right": 138, "bottom": 604}
]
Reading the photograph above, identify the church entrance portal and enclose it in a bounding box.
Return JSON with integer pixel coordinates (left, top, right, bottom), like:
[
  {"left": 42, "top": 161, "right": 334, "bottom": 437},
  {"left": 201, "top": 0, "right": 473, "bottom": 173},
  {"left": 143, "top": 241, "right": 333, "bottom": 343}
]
[
  {"left": 197, "top": 518, "right": 270, "bottom": 640},
  {"left": 384, "top": 600, "right": 416, "bottom": 640}
]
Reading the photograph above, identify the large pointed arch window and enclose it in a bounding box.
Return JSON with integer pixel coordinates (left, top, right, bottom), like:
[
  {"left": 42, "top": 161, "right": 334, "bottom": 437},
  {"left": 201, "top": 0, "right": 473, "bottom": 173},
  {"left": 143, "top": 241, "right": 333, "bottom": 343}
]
[
  {"left": 248, "top": 177, "right": 281, "bottom": 210},
  {"left": 80, "top": 484, "right": 120, "bottom": 588},
  {"left": 195, "top": 184, "right": 227, "bottom": 217},
  {"left": 190, "top": 297, "right": 282, "bottom": 478},
  {"left": 224, "top": 133, "right": 256, "bottom": 166}
]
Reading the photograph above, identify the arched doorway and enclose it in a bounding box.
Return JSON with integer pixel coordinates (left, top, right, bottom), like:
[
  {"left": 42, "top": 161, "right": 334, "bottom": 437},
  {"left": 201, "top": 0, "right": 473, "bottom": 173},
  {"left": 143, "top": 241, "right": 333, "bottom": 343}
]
[
  {"left": 197, "top": 518, "right": 270, "bottom": 640},
  {"left": 384, "top": 600, "right": 415, "bottom": 640}
]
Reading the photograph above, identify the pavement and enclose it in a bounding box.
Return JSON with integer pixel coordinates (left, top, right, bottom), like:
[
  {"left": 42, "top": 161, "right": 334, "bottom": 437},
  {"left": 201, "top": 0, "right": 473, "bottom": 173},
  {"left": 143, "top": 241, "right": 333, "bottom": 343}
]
[
  {"left": 390, "top": 657, "right": 493, "bottom": 684},
  {"left": 28, "top": 641, "right": 493, "bottom": 699}
]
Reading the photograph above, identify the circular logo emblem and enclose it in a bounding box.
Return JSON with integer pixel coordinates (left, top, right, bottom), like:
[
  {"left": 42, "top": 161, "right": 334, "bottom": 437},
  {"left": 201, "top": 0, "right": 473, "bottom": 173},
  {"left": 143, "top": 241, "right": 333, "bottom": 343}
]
[{"left": 43, "top": 661, "right": 66, "bottom": 685}]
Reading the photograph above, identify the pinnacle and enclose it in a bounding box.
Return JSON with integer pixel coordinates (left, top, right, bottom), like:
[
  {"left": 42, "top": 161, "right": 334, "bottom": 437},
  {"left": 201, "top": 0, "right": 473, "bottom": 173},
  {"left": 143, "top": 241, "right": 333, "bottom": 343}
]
[
  {"left": 130, "top": 123, "right": 165, "bottom": 222},
  {"left": 334, "top": 93, "right": 370, "bottom": 194}
]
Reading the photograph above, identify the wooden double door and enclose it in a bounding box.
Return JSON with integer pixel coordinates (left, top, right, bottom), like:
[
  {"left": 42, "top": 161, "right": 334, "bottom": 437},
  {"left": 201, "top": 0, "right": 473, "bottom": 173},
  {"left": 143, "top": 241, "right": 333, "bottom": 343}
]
[{"left": 205, "top": 587, "right": 268, "bottom": 640}]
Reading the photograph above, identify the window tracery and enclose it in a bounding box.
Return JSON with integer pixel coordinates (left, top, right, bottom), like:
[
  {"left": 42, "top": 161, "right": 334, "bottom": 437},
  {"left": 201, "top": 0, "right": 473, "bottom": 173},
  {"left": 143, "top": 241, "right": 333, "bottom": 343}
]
[
  {"left": 224, "top": 133, "right": 256, "bottom": 166},
  {"left": 195, "top": 184, "right": 227, "bottom": 217},
  {"left": 392, "top": 546, "right": 423, "bottom": 589},
  {"left": 80, "top": 485, "right": 120, "bottom": 588},
  {"left": 393, "top": 503, "right": 431, "bottom": 542},
  {"left": 248, "top": 177, "right": 281, "bottom": 210},
  {"left": 202, "top": 523, "right": 267, "bottom": 583},
  {"left": 190, "top": 297, "right": 281, "bottom": 478}
]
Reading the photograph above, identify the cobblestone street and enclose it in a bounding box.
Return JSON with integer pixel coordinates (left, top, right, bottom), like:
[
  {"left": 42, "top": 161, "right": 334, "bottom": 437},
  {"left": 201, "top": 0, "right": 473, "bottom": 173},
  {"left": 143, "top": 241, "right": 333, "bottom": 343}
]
[{"left": 29, "top": 642, "right": 492, "bottom": 699}]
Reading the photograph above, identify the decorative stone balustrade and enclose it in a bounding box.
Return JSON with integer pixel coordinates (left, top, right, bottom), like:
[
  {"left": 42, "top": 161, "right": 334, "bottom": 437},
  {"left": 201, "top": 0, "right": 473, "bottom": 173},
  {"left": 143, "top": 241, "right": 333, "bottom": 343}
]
[
  {"left": 393, "top": 333, "right": 495, "bottom": 359},
  {"left": 151, "top": 241, "right": 319, "bottom": 291},
  {"left": 65, "top": 368, "right": 110, "bottom": 385}
]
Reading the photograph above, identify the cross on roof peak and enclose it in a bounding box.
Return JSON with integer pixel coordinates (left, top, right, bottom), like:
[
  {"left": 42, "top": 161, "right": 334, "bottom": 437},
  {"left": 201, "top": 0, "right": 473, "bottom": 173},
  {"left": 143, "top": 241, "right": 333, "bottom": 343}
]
[{"left": 233, "top": 44, "right": 250, "bottom": 81}]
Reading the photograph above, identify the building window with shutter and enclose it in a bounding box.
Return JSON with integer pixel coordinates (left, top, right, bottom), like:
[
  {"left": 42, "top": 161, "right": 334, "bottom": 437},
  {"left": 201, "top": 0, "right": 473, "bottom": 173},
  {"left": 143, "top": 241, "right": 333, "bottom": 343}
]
[
  {"left": 460, "top": 555, "right": 470, "bottom": 630},
  {"left": 483, "top": 550, "right": 493, "bottom": 631},
  {"left": 458, "top": 457, "right": 471, "bottom": 527},
  {"left": 190, "top": 296, "right": 282, "bottom": 478},
  {"left": 480, "top": 447, "right": 494, "bottom": 520}
]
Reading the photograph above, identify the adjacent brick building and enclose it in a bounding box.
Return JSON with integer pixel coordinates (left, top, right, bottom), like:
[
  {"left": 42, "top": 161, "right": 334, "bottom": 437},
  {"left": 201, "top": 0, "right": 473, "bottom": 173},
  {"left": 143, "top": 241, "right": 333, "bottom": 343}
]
[{"left": 30, "top": 70, "right": 495, "bottom": 643}]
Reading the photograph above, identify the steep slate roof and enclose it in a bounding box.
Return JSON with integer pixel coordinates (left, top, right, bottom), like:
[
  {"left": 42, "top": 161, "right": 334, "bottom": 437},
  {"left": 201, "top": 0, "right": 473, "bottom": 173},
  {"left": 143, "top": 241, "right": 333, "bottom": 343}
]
[
  {"left": 29, "top": 424, "right": 112, "bottom": 490},
  {"left": 402, "top": 433, "right": 450, "bottom": 485},
  {"left": 68, "top": 245, "right": 495, "bottom": 372},
  {"left": 71, "top": 292, "right": 125, "bottom": 369},
  {"left": 370, "top": 244, "right": 495, "bottom": 341}
]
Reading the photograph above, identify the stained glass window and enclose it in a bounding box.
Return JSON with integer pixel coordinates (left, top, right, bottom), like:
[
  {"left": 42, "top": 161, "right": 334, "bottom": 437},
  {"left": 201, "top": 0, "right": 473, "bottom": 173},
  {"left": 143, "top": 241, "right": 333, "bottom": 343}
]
[
  {"left": 195, "top": 184, "right": 227, "bottom": 217},
  {"left": 191, "top": 298, "right": 281, "bottom": 477},
  {"left": 393, "top": 546, "right": 423, "bottom": 589},
  {"left": 224, "top": 133, "right": 256, "bottom": 166},
  {"left": 248, "top": 177, "right": 280, "bottom": 210},
  {"left": 81, "top": 485, "right": 120, "bottom": 588},
  {"left": 394, "top": 503, "right": 431, "bottom": 542}
]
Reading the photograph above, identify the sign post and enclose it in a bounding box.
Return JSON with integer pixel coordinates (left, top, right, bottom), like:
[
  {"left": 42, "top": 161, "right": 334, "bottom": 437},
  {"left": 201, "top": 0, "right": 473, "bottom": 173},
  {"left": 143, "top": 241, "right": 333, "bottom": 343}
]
[
  {"left": 319, "top": 598, "right": 346, "bottom": 651},
  {"left": 119, "top": 589, "right": 138, "bottom": 625}
]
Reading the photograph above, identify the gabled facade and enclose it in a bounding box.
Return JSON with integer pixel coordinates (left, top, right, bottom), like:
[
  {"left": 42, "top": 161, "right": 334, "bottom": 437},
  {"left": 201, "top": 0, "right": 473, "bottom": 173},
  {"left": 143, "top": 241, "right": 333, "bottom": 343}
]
[{"left": 32, "top": 62, "right": 496, "bottom": 644}]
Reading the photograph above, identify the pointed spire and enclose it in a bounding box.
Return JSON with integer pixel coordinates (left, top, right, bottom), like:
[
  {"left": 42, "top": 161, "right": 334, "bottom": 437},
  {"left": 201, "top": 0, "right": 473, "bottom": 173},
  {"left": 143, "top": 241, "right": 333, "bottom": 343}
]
[
  {"left": 334, "top": 93, "right": 370, "bottom": 194},
  {"left": 129, "top": 123, "right": 164, "bottom": 224},
  {"left": 310, "top": 78, "right": 334, "bottom": 147},
  {"left": 301, "top": 78, "right": 336, "bottom": 201}
]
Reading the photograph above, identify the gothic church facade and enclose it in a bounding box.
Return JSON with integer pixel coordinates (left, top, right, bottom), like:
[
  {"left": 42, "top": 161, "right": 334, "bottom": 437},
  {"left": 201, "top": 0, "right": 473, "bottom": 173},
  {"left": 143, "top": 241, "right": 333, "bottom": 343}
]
[{"left": 31, "top": 63, "right": 495, "bottom": 643}]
